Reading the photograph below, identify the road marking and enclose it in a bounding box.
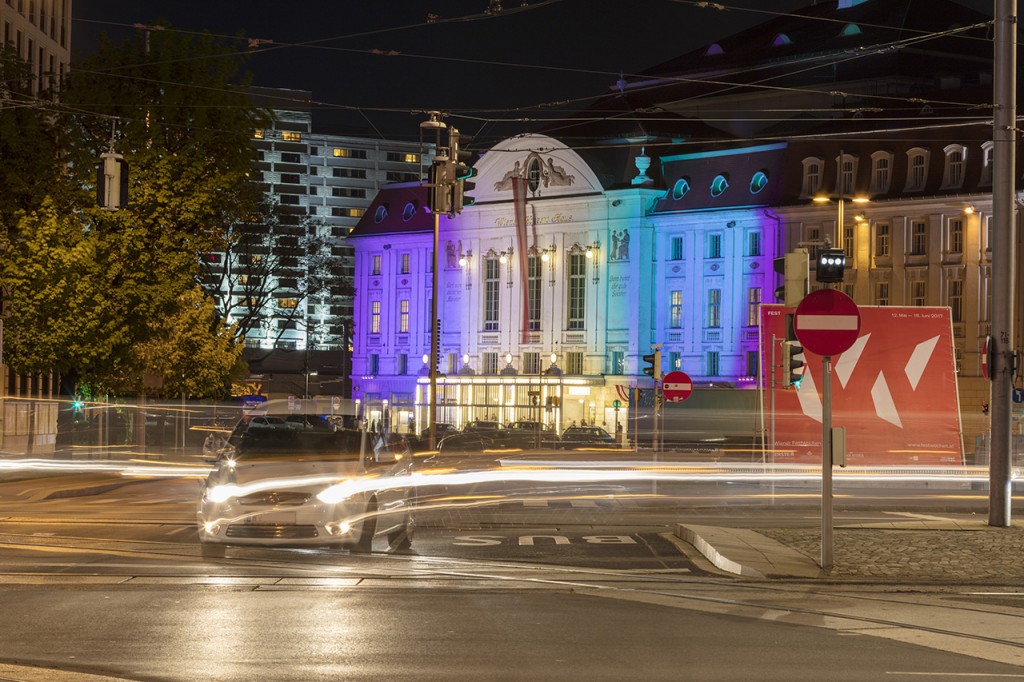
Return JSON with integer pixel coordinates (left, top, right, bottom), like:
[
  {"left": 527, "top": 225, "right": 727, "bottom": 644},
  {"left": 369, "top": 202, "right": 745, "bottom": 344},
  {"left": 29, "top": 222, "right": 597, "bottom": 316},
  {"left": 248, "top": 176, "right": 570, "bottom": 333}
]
[{"left": 886, "top": 674, "right": 1024, "bottom": 678}]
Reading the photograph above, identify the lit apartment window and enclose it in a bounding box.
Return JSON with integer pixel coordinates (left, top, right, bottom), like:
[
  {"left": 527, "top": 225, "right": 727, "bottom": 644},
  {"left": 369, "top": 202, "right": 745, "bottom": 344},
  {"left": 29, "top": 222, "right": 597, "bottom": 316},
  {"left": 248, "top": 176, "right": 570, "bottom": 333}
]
[
  {"left": 911, "top": 280, "right": 927, "bottom": 307},
  {"left": 400, "top": 253, "right": 410, "bottom": 274},
  {"left": 911, "top": 220, "right": 927, "bottom": 255},
  {"left": 371, "top": 255, "right": 381, "bottom": 276},
  {"left": 333, "top": 148, "right": 367, "bottom": 159},
  {"left": 875, "top": 222, "right": 890, "bottom": 257},
  {"left": 948, "top": 218, "right": 963, "bottom": 253},
  {"left": 869, "top": 151, "right": 893, "bottom": 194},
  {"left": 671, "top": 236, "right": 684, "bottom": 260},
  {"left": 371, "top": 301, "right": 381, "bottom": 334},
  {"left": 905, "top": 148, "right": 929, "bottom": 192},
  {"left": 399, "top": 299, "right": 409, "bottom": 333},
  {"left": 281, "top": 131, "right": 301, "bottom": 142},
  {"left": 843, "top": 225, "right": 854, "bottom": 259},
  {"left": 484, "top": 257, "right": 500, "bottom": 332},
  {"left": 387, "top": 152, "right": 420, "bottom": 163},
  {"left": 278, "top": 298, "right": 298, "bottom": 309},
  {"left": 707, "top": 289, "right": 721, "bottom": 328},
  {"left": 253, "top": 129, "right": 265, "bottom": 139},
  {"left": 747, "top": 287, "right": 761, "bottom": 326},
  {"left": 941, "top": 144, "right": 966, "bottom": 189},
  {"left": 566, "top": 352, "right": 584, "bottom": 375},
  {"left": 669, "top": 290, "right": 682, "bottom": 328},
  {"left": 801, "top": 157, "right": 823, "bottom": 196}
]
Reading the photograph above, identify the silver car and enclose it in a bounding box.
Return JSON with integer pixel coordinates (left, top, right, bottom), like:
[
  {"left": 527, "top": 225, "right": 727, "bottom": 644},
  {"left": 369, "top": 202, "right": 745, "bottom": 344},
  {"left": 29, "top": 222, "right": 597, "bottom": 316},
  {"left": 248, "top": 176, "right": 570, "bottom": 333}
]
[{"left": 197, "top": 417, "right": 415, "bottom": 558}]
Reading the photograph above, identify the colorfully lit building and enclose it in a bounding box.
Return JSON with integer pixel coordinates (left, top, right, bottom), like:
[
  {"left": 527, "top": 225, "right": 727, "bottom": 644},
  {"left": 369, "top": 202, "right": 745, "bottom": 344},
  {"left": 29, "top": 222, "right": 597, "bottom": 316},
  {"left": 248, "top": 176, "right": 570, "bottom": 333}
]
[{"left": 347, "top": 0, "right": 1023, "bottom": 454}]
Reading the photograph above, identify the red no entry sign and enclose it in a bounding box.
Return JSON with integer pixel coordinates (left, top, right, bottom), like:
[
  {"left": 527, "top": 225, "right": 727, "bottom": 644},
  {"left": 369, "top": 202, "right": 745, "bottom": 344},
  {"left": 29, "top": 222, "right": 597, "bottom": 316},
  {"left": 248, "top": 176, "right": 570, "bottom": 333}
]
[
  {"left": 662, "top": 370, "right": 693, "bottom": 402},
  {"left": 793, "top": 289, "right": 861, "bottom": 357}
]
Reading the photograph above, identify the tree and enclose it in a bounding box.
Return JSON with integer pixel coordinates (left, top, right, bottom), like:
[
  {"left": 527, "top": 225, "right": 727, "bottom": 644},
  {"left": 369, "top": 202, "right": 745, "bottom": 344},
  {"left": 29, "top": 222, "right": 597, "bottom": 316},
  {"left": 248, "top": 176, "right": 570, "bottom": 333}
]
[{"left": 0, "top": 27, "right": 268, "bottom": 396}]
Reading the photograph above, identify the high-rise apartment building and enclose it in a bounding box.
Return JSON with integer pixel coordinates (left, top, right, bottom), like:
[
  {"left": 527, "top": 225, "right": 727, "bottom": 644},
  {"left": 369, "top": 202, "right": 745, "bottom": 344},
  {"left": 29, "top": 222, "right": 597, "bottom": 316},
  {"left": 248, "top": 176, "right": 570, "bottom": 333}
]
[{"left": 0, "top": 0, "right": 71, "bottom": 93}]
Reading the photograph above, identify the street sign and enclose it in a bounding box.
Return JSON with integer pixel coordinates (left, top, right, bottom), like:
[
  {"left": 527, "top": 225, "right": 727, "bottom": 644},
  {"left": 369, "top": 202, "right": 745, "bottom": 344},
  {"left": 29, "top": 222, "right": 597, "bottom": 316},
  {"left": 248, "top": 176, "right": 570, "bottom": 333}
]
[
  {"left": 1013, "top": 388, "right": 1024, "bottom": 404},
  {"left": 793, "top": 289, "right": 861, "bottom": 357},
  {"left": 662, "top": 370, "right": 693, "bottom": 402}
]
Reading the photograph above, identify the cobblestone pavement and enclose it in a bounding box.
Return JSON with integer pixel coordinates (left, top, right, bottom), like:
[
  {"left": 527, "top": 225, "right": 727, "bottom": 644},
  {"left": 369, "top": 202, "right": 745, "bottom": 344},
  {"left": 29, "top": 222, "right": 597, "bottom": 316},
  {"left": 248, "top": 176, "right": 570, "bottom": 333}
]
[{"left": 760, "top": 524, "right": 1024, "bottom": 581}]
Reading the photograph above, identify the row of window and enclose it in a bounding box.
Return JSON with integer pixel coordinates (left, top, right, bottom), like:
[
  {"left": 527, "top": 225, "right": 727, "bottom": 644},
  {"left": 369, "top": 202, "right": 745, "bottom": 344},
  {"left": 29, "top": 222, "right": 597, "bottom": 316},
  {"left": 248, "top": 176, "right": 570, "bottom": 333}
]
[
  {"left": 800, "top": 143, "right": 991, "bottom": 197},
  {"left": 668, "top": 232, "right": 763, "bottom": 260},
  {"left": 251, "top": 135, "right": 422, "bottom": 164},
  {"left": 670, "top": 170, "right": 769, "bottom": 201}
]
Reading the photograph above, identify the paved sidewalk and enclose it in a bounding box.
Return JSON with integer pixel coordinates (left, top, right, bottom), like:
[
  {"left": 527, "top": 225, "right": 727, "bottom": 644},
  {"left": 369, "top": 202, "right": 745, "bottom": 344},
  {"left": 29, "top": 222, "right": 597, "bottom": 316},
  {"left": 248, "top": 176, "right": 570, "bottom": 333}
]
[{"left": 678, "top": 520, "right": 1024, "bottom": 582}]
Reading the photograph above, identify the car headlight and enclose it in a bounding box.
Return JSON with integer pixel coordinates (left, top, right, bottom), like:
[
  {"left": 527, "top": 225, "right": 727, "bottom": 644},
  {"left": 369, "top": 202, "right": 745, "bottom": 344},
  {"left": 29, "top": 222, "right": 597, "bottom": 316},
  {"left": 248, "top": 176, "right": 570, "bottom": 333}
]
[
  {"left": 205, "top": 484, "right": 239, "bottom": 504},
  {"left": 316, "top": 479, "right": 357, "bottom": 505}
]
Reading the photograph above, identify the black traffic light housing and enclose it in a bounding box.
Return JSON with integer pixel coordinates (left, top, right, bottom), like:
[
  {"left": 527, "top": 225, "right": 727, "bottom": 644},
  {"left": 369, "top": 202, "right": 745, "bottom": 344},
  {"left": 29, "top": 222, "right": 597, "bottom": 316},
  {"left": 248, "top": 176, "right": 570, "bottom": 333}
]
[
  {"left": 815, "top": 247, "right": 846, "bottom": 283},
  {"left": 450, "top": 128, "right": 476, "bottom": 214},
  {"left": 642, "top": 349, "right": 662, "bottom": 380},
  {"left": 96, "top": 151, "right": 129, "bottom": 210},
  {"left": 428, "top": 154, "right": 452, "bottom": 215},
  {"left": 783, "top": 313, "right": 805, "bottom": 387}
]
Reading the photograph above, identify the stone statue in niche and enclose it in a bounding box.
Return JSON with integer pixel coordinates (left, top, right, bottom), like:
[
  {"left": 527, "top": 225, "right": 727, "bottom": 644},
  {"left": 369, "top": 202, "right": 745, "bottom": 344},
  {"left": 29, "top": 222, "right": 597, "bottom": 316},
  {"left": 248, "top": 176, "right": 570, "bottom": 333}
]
[
  {"left": 609, "top": 230, "right": 630, "bottom": 260},
  {"left": 446, "top": 240, "right": 457, "bottom": 268}
]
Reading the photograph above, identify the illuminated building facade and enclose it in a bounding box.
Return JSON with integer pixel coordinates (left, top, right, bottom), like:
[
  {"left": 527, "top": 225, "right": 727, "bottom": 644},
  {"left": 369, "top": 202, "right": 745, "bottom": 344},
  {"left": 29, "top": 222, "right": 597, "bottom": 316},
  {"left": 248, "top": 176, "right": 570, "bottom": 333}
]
[{"left": 0, "top": 0, "right": 71, "bottom": 93}]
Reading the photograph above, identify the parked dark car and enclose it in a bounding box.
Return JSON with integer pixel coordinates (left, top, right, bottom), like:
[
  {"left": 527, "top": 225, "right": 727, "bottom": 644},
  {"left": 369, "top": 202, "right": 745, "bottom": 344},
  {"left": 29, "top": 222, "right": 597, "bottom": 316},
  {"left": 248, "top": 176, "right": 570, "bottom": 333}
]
[
  {"left": 437, "top": 431, "right": 511, "bottom": 453},
  {"left": 559, "top": 425, "right": 617, "bottom": 449},
  {"left": 462, "top": 420, "right": 503, "bottom": 433},
  {"left": 503, "top": 421, "right": 561, "bottom": 449}
]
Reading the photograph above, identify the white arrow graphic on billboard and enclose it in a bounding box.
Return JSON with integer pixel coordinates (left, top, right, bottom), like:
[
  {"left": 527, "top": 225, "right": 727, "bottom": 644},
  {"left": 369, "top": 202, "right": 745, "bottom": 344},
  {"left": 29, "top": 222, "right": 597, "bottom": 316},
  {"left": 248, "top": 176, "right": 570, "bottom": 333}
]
[
  {"left": 872, "top": 372, "right": 903, "bottom": 428},
  {"left": 795, "top": 365, "right": 823, "bottom": 424},
  {"left": 905, "top": 335, "right": 939, "bottom": 390},
  {"left": 834, "top": 333, "right": 870, "bottom": 389}
]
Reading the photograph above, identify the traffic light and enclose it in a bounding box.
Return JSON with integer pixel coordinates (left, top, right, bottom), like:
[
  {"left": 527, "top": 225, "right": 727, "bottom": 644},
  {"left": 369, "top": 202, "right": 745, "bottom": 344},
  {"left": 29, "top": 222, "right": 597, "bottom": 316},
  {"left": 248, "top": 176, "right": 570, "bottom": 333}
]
[
  {"left": 782, "top": 313, "right": 805, "bottom": 387},
  {"left": 815, "top": 247, "right": 846, "bottom": 283},
  {"left": 773, "top": 248, "right": 809, "bottom": 307},
  {"left": 642, "top": 349, "right": 662, "bottom": 380},
  {"left": 96, "top": 151, "right": 129, "bottom": 210},
  {"left": 428, "top": 155, "right": 452, "bottom": 215},
  {"left": 450, "top": 128, "right": 476, "bottom": 213}
]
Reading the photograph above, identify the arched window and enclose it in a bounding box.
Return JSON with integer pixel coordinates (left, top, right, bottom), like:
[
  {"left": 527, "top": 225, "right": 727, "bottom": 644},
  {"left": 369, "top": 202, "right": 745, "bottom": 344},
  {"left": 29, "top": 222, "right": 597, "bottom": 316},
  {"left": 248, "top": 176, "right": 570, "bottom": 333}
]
[
  {"left": 801, "top": 157, "right": 823, "bottom": 197},
  {"left": 672, "top": 177, "right": 691, "bottom": 200},
  {"left": 869, "top": 151, "right": 894, "bottom": 194},
  {"left": 705, "top": 43, "right": 724, "bottom": 56},
  {"left": 941, "top": 144, "right": 967, "bottom": 189},
  {"left": 840, "top": 23, "right": 862, "bottom": 36},
  {"left": 710, "top": 174, "right": 729, "bottom": 197},
  {"left": 749, "top": 170, "right": 769, "bottom": 194},
  {"left": 771, "top": 33, "right": 792, "bottom": 46},
  {"left": 835, "top": 152, "right": 859, "bottom": 195},
  {"left": 905, "top": 148, "right": 930, "bottom": 192},
  {"left": 980, "top": 141, "right": 994, "bottom": 186}
]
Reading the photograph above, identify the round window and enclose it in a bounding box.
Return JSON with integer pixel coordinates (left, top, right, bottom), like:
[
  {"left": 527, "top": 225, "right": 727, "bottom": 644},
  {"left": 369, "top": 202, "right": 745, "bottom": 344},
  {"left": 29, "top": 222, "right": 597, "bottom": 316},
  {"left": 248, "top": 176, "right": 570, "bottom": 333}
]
[
  {"left": 749, "top": 170, "right": 768, "bottom": 194},
  {"left": 710, "top": 174, "right": 729, "bottom": 197},
  {"left": 402, "top": 202, "right": 417, "bottom": 221},
  {"left": 672, "top": 177, "right": 691, "bottom": 200},
  {"left": 374, "top": 205, "right": 388, "bottom": 223}
]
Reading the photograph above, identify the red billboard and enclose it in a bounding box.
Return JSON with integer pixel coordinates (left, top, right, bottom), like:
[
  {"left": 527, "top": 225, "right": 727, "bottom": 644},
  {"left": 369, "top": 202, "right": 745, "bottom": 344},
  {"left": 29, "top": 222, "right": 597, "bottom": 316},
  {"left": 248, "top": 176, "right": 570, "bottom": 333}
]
[{"left": 761, "top": 304, "right": 964, "bottom": 465}]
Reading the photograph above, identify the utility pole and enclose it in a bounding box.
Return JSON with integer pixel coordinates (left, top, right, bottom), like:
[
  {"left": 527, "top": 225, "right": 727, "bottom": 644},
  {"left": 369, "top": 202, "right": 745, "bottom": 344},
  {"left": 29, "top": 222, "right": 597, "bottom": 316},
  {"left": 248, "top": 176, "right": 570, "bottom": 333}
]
[{"left": 990, "top": 0, "right": 1017, "bottom": 527}]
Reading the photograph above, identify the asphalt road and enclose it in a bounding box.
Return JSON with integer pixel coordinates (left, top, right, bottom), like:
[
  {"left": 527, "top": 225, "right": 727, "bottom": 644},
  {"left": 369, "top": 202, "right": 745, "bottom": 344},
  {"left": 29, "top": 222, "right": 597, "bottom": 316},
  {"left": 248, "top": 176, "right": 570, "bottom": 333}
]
[{"left": 0, "top": 474, "right": 1021, "bottom": 681}]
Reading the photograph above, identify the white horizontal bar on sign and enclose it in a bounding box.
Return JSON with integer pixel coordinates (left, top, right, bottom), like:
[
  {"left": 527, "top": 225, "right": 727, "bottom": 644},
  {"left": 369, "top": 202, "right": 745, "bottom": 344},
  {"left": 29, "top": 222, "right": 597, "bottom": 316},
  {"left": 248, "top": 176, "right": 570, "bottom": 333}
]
[
  {"left": 796, "top": 314, "right": 858, "bottom": 330},
  {"left": 663, "top": 382, "right": 691, "bottom": 391}
]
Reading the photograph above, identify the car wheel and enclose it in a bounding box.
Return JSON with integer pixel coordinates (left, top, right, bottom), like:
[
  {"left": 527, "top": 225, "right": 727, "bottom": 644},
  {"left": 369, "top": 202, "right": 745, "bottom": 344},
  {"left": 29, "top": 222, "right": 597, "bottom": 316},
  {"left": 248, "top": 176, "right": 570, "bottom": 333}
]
[
  {"left": 200, "top": 542, "right": 226, "bottom": 559},
  {"left": 347, "top": 497, "right": 378, "bottom": 554}
]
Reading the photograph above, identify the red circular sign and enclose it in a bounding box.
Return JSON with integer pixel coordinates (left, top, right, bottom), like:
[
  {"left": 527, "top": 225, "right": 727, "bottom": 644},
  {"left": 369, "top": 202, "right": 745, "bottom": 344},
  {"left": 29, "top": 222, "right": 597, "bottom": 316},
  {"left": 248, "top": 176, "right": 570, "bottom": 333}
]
[
  {"left": 793, "top": 289, "right": 861, "bottom": 357},
  {"left": 662, "top": 371, "right": 693, "bottom": 402}
]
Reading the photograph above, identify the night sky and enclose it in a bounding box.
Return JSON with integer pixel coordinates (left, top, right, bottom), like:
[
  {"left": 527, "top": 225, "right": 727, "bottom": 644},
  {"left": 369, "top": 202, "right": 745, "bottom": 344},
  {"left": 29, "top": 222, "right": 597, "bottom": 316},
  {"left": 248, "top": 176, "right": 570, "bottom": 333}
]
[{"left": 71, "top": 0, "right": 992, "bottom": 141}]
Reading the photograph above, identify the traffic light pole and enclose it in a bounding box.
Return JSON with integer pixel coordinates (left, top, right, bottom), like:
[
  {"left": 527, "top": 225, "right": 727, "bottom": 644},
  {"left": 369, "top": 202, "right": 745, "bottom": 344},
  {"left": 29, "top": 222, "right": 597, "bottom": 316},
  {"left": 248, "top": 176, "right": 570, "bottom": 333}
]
[{"left": 821, "top": 355, "right": 833, "bottom": 570}]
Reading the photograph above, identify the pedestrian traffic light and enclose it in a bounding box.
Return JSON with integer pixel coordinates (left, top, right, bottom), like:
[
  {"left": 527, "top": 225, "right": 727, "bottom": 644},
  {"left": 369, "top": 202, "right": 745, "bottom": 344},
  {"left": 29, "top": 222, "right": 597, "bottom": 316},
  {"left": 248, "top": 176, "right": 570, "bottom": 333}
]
[
  {"left": 782, "top": 313, "right": 805, "bottom": 387},
  {"left": 773, "top": 248, "right": 809, "bottom": 307},
  {"left": 642, "top": 349, "right": 662, "bottom": 380},
  {"left": 815, "top": 247, "right": 846, "bottom": 283},
  {"left": 450, "top": 128, "right": 476, "bottom": 214},
  {"left": 428, "top": 154, "right": 452, "bottom": 215},
  {"left": 96, "top": 151, "right": 129, "bottom": 210}
]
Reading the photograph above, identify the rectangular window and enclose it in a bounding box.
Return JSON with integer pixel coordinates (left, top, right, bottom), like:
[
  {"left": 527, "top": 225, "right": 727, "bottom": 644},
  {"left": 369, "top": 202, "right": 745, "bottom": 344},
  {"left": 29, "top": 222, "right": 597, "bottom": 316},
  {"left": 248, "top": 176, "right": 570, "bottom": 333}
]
[
  {"left": 875, "top": 223, "right": 890, "bottom": 257},
  {"left": 668, "top": 352, "right": 681, "bottom": 372},
  {"left": 527, "top": 254, "right": 541, "bottom": 331},
  {"left": 747, "top": 231, "right": 761, "bottom": 257},
  {"left": 947, "top": 150, "right": 964, "bottom": 187},
  {"left": 746, "top": 350, "right": 759, "bottom": 377},
  {"left": 948, "top": 218, "right": 963, "bottom": 253},
  {"left": 523, "top": 352, "right": 541, "bottom": 375},
  {"left": 386, "top": 152, "right": 420, "bottom": 163},
  {"left": 707, "top": 289, "right": 721, "bottom": 328},
  {"left": 875, "top": 282, "right": 889, "bottom": 306},
  {"left": 400, "top": 253, "right": 411, "bottom": 274},
  {"left": 669, "top": 290, "right": 682, "bottom": 328},
  {"left": 909, "top": 154, "right": 926, "bottom": 190},
  {"left": 280, "top": 173, "right": 300, "bottom": 185},
  {"left": 333, "top": 148, "right": 367, "bottom": 159},
  {"left": 333, "top": 167, "right": 367, "bottom": 179},
  {"left": 372, "top": 255, "right": 381, "bottom": 276},
  {"left": 281, "top": 152, "right": 301, "bottom": 163},
  {"left": 843, "top": 225, "right": 855, "bottom": 259},
  {"left": 807, "top": 226, "right": 820, "bottom": 261},
  {"left": 484, "top": 257, "right": 500, "bottom": 331},
  {"left": 670, "top": 237, "right": 684, "bottom": 260},
  {"left": 281, "top": 131, "right": 301, "bottom": 142},
  {"left": 369, "top": 354, "right": 380, "bottom": 375},
  {"left": 447, "top": 353, "right": 460, "bottom": 374},
  {"left": 253, "top": 129, "right": 265, "bottom": 139},
  {"left": 279, "top": 194, "right": 299, "bottom": 205},
  {"left": 371, "top": 300, "right": 381, "bottom": 334},
  {"left": 399, "top": 299, "right": 409, "bottom": 333},
  {"left": 911, "top": 280, "right": 927, "bottom": 307},
  {"left": 566, "top": 352, "right": 584, "bottom": 375},
  {"left": 872, "top": 156, "right": 890, "bottom": 193},
  {"left": 567, "top": 253, "right": 586, "bottom": 330},
  {"left": 803, "top": 162, "right": 821, "bottom": 196},
  {"left": 911, "top": 220, "right": 927, "bottom": 255},
  {"left": 396, "top": 354, "right": 408, "bottom": 376},
  {"left": 707, "top": 234, "right": 722, "bottom": 259},
  {"left": 840, "top": 157, "right": 855, "bottom": 195},
  {"left": 747, "top": 287, "right": 761, "bottom": 326},
  {"left": 332, "top": 187, "right": 366, "bottom": 198},
  {"left": 706, "top": 351, "right": 720, "bottom": 377},
  {"left": 483, "top": 352, "right": 499, "bottom": 375},
  {"left": 277, "top": 298, "right": 298, "bottom": 309},
  {"left": 948, "top": 279, "right": 963, "bottom": 322},
  {"left": 610, "top": 350, "right": 625, "bottom": 375}
]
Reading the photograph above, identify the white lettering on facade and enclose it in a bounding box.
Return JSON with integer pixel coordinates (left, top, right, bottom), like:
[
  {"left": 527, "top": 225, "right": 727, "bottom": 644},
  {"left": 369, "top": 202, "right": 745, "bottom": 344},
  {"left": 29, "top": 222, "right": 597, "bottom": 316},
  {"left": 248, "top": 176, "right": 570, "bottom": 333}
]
[{"left": 493, "top": 213, "right": 574, "bottom": 228}]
